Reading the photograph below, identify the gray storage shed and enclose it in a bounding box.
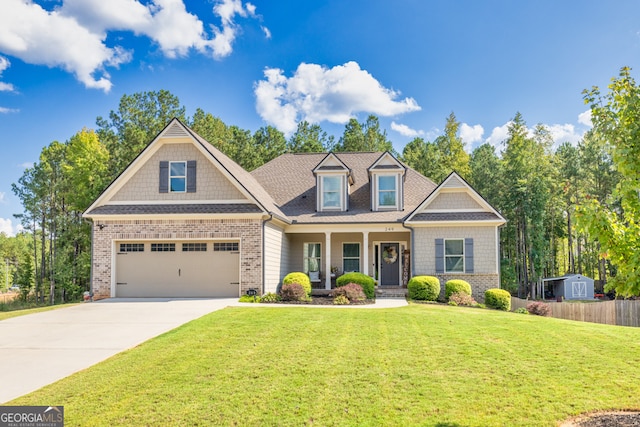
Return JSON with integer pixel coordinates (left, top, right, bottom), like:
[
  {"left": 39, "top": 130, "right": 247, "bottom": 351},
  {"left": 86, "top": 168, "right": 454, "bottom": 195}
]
[{"left": 543, "top": 274, "right": 595, "bottom": 300}]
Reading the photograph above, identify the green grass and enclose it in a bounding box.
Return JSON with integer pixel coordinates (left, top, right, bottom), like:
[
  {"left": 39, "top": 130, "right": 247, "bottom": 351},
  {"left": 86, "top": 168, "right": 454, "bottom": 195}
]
[
  {"left": 10, "top": 304, "right": 640, "bottom": 426},
  {"left": 0, "top": 303, "right": 78, "bottom": 320}
]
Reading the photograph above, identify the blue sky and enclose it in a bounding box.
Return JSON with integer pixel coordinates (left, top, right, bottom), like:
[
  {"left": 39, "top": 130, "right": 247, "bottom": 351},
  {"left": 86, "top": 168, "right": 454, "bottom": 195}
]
[{"left": 1, "top": 0, "right": 640, "bottom": 235}]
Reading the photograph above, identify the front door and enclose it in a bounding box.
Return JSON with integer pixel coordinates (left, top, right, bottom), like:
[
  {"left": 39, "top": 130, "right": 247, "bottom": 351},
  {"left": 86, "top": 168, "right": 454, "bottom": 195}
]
[{"left": 380, "top": 243, "right": 400, "bottom": 286}]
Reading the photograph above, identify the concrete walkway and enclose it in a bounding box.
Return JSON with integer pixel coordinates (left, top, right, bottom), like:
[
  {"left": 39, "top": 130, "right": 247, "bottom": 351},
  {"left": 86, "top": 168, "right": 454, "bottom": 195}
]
[{"left": 0, "top": 297, "right": 407, "bottom": 403}]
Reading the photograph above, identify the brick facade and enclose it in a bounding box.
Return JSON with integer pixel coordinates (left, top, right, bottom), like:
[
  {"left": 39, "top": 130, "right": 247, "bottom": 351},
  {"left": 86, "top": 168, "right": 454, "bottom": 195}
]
[{"left": 91, "top": 218, "right": 262, "bottom": 300}]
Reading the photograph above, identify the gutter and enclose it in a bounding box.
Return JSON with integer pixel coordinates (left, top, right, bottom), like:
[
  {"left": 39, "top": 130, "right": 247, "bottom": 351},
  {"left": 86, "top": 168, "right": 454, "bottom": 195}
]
[{"left": 261, "top": 213, "right": 274, "bottom": 295}]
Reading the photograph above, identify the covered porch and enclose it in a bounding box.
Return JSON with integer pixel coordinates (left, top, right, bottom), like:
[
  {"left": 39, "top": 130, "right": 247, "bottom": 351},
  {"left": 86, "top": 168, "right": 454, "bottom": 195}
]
[{"left": 285, "top": 224, "right": 411, "bottom": 289}]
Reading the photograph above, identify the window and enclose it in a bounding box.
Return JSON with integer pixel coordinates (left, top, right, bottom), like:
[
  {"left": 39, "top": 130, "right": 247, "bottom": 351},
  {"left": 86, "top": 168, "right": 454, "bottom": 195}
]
[
  {"left": 119, "top": 243, "right": 144, "bottom": 252},
  {"left": 321, "top": 176, "right": 342, "bottom": 209},
  {"left": 182, "top": 243, "right": 207, "bottom": 252},
  {"left": 445, "top": 239, "right": 464, "bottom": 273},
  {"left": 377, "top": 175, "right": 397, "bottom": 208},
  {"left": 170, "top": 161, "right": 186, "bottom": 192},
  {"left": 343, "top": 243, "right": 360, "bottom": 272},
  {"left": 304, "top": 243, "right": 321, "bottom": 274},
  {"left": 214, "top": 242, "right": 239, "bottom": 252},
  {"left": 151, "top": 243, "right": 175, "bottom": 252}
]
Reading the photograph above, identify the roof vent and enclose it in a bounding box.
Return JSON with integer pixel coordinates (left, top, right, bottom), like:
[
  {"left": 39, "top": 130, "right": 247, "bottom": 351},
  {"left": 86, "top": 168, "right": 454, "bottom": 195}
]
[{"left": 163, "top": 122, "right": 189, "bottom": 138}]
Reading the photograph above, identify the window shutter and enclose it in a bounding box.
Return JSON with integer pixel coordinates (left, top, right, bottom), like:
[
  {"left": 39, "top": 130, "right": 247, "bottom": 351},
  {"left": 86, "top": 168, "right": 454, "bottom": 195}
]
[
  {"left": 187, "top": 160, "right": 197, "bottom": 193},
  {"left": 465, "top": 238, "right": 474, "bottom": 273},
  {"left": 435, "top": 239, "right": 444, "bottom": 274},
  {"left": 159, "top": 161, "right": 169, "bottom": 193}
]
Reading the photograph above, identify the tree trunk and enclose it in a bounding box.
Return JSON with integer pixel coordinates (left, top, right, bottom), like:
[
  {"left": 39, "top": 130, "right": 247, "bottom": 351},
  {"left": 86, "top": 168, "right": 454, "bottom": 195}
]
[{"left": 567, "top": 210, "right": 575, "bottom": 273}]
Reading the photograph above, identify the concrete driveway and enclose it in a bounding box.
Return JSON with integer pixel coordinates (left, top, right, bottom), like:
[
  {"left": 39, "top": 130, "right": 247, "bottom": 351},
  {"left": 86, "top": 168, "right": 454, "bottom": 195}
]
[{"left": 0, "top": 298, "right": 239, "bottom": 403}]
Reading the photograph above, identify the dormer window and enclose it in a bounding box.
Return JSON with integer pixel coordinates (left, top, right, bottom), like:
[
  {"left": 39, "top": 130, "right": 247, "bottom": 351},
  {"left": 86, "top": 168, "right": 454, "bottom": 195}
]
[
  {"left": 313, "top": 153, "right": 352, "bottom": 212},
  {"left": 368, "top": 152, "right": 406, "bottom": 211},
  {"left": 322, "top": 175, "right": 342, "bottom": 209},
  {"left": 377, "top": 175, "right": 397, "bottom": 208}
]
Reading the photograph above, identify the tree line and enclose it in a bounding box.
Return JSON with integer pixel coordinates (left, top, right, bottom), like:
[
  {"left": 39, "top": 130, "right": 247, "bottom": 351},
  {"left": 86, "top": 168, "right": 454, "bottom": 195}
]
[{"left": 3, "top": 68, "right": 638, "bottom": 302}]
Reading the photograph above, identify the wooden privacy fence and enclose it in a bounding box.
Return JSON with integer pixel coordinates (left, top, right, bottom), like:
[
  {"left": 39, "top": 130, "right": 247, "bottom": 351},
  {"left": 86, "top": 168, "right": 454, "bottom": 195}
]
[{"left": 511, "top": 297, "right": 640, "bottom": 327}]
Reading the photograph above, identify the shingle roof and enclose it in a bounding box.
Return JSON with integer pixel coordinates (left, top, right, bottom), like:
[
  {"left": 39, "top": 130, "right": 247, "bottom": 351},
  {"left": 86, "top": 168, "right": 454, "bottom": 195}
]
[
  {"left": 185, "top": 124, "right": 288, "bottom": 222},
  {"left": 86, "top": 204, "right": 263, "bottom": 215},
  {"left": 250, "top": 152, "right": 437, "bottom": 224},
  {"left": 409, "top": 212, "right": 503, "bottom": 222}
]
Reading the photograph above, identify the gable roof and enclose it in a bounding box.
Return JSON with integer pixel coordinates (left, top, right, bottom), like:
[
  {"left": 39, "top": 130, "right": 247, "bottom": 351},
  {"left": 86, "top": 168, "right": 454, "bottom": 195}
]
[
  {"left": 83, "top": 118, "right": 287, "bottom": 221},
  {"left": 251, "top": 152, "right": 436, "bottom": 224},
  {"left": 405, "top": 171, "right": 506, "bottom": 225},
  {"left": 313, "top": 153, "right": 354, "bottom": 184},
  {"left": 368, "top": 151, "right": 406, "bottom": 175}
]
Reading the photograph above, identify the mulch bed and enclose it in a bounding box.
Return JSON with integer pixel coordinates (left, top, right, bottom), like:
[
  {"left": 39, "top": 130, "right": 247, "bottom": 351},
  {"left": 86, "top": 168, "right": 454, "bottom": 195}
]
[
  {"left": 266, "top": 296, "right": 375, "bottom": 305},
  {"left": 561, "top": 411, "right": 640, "bottom": 426}
]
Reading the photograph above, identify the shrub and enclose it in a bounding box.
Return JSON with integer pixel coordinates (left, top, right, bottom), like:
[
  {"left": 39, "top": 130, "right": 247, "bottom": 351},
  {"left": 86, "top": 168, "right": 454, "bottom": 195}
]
[
  {"left": 259, "top": 292, "right": 281, "bottom": 303},
  {"left": 407, "top": 276, "right": 441, "bottom": 301},
  {"left": 282, "top": 272, "right": 312, "bottom": 296},
  {"left": 280, "top": 283, "right": 310, "bottom": 302},
  {"left": 336, "top": 272, "right": 375, "bottom": 299},
  {"left": 448, "top": 301, "right": 458, "bottom": 306},
  {"left": 448, "top": 292, "right": 477, "bottom": 307},
  {"left": 526, "top": 301, "right": 551, "bottom": 316},
  {"left": 333, "top": 295, "right": 350, "bottom": 305},
  {"left": 239, "top": 294, "right": 259, "bottom": 303},
  {"left": 514, "top": 307, "right": 529, "bottom": 314},
  {"left": 333, "top": 283, "right": 366, "bottom": 302},
  {"left": 485, "top": 288, "right": 511, "bottom": 311},
  {"left": 445, "top": 279, "right": 472, "bottom": 300}
]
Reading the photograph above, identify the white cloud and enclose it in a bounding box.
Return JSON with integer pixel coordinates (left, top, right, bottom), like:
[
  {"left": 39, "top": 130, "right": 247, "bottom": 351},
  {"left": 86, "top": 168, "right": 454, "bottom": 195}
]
[
  {"left": 485, "top": 122, "right": 512, "bottom": 148},
  {"left": 0, "top": 0, "right": 262, "bottom": 91},
  {"left": 0, "top": 192, "right": 4, "bottom": 203},
  {"left": 482, "top": 120, "right": 587, "bottom": 151},
  {"left": 459, "top": 123, "right": 484, "bottom": 145},
  {"left": 261, "top": 25, "right": 272, "bottom": 39},
  {"left": 0, "top": 56, "right": 14, "bottom": 92},
  {"left": 578, "top": 109, "right": 592, "bottom": 127},
  {"left": 19, "top": 162, "right": 33, "bottom": 169},
  {"left": 391, "top": 121, "right": 423, "bottom": 138},
  {"left": 547, "top": 123, "right": 582, "bottom": 146},
  {"left": 0, "top": 218, "right": 15, "bottom": 236},
  {"left": 0, "top": 107, "right": 18, "bottom": 114},
  {"left": 255, "top": 61, "right": 421, "bottom": 135}
]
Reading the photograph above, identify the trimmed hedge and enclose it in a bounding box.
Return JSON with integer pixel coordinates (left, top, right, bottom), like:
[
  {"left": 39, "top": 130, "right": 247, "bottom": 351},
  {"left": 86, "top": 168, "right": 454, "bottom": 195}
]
[
  {"left": 333, "top": 283, "right": 366, "bottom": 302},
  {"left": 445, "top": 279, "right": 472, "bottom": 300},
  {"left": 407, "top": 276, "right": 441, "bottom": 301},
  {"left": 280, "top": 283, "right": 309, "bottom": 302},
  {"left": 336, "top": 273, "right": 375, "bottom": 299},
  {"left": 485, "top": 288, "right": 511, "bottom": 311},
  {"left": 282, "top": 272, "right": 312, "bottom": 296}
]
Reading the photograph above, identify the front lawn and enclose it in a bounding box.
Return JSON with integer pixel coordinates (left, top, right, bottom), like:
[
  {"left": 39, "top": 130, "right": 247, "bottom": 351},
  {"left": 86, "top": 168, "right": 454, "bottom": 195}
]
[{"left": 10, "top": 304, "right": 640, "bottom": 426}]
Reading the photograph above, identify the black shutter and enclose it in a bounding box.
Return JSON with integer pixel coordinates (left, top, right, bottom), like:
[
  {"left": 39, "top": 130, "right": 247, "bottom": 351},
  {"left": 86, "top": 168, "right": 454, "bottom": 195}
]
[
  {"left": 187, "top": 160, "right": 197, "bottom": 193},
  {"left": 435, "top": 238, "right": 444, "bottom": 274},
  {"left": 159, "top": 161, "right": 169, "bottom": 193},
  {"left": 465, "top": 238, "right": 474, "bottom": 273}
]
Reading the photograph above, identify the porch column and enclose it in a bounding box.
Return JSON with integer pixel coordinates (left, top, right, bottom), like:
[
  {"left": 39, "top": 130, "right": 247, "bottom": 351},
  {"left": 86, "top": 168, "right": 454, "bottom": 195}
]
[
  {"left": 362, "top": 231, "right": 369, "bottom": 277},
  {"left": 325, "top": 232, "right": 332, "bottom": 290}
]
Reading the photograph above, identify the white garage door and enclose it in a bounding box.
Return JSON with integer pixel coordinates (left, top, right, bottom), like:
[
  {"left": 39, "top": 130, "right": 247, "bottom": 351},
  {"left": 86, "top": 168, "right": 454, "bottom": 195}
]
[{"left": 115, "top": 241, "right": 240, "bottom": 297}]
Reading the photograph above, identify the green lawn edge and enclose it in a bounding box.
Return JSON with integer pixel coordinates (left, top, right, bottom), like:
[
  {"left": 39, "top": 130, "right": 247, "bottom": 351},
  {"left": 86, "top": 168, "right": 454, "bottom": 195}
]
[
  {"left": 0, "top": 302, "right": 79, "bottom": 321},
  {"left": 10, "top": 304, "right": 640, "bottom": 426}
]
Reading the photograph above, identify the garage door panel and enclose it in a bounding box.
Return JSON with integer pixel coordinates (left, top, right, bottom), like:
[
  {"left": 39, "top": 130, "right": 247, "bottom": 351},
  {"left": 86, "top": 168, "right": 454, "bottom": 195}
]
[{"left": 115, "top": 241, "right": 240, "bottom": 297}]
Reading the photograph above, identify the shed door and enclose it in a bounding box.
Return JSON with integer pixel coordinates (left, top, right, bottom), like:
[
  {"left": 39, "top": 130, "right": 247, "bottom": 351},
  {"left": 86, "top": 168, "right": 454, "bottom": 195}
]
[
  {"left": 572, "top": 281, "right": 587, "bottom": 299},
  {"left": 115, "top": 241, "right": 240, "bottom": 297}
]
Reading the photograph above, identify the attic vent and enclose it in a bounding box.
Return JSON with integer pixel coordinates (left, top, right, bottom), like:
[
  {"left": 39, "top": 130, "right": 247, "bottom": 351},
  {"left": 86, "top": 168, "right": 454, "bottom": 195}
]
[{"left": 163, "top": 123, "right": 189, "bottom": 138}]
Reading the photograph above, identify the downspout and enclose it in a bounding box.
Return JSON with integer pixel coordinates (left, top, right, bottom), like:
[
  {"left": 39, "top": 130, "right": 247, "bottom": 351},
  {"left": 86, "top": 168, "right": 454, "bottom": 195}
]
[
  {"left": 261, "top": 213, "right": 273, "bottom": 295},
  {"left": 402, "top": 222, "right": 415, "bottom": 279}
]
